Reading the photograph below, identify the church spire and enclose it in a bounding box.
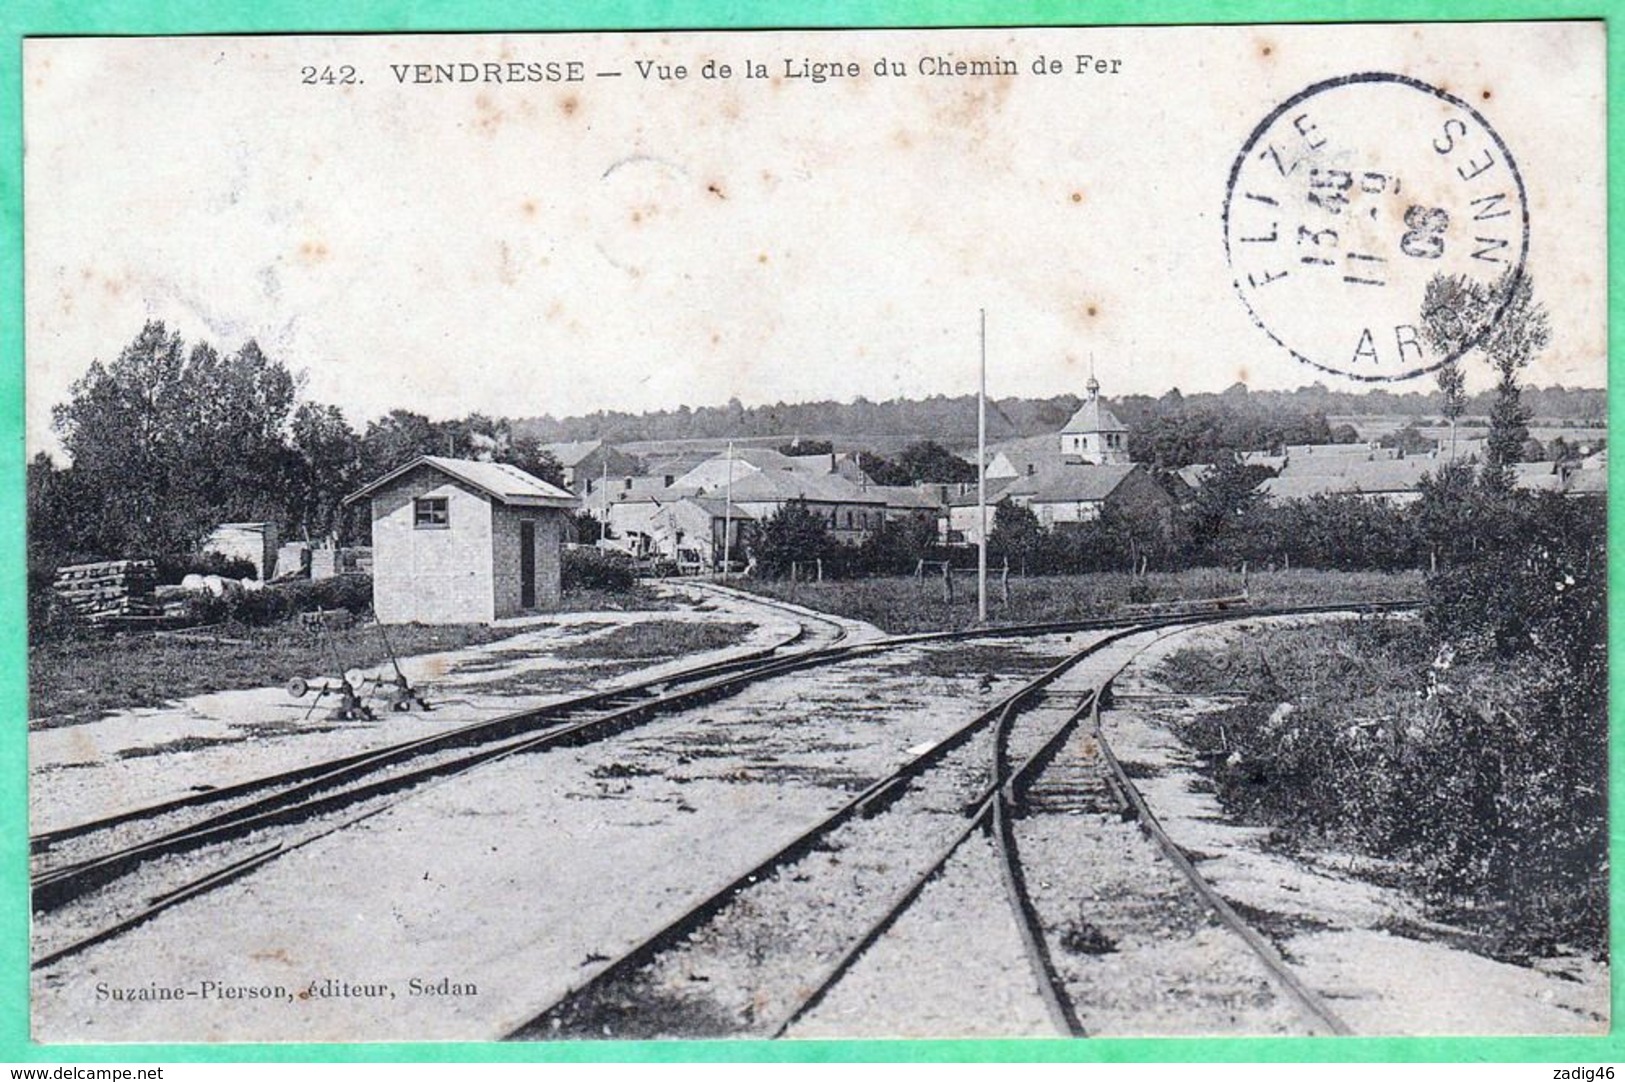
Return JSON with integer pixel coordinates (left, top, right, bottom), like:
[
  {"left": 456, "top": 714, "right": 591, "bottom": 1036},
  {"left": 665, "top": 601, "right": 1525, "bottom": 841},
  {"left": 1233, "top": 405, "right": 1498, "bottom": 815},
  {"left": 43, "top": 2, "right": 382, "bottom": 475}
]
[{"left": 1060, "top": 354, "right": 1129, "bottom": 465}]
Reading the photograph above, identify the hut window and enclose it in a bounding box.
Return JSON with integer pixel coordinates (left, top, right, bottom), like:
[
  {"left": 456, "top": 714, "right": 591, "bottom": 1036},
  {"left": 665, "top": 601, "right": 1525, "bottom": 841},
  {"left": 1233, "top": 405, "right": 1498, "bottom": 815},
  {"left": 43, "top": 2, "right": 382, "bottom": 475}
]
[{"left": 414, "top": 497, "right": 449, "bottom": 528}]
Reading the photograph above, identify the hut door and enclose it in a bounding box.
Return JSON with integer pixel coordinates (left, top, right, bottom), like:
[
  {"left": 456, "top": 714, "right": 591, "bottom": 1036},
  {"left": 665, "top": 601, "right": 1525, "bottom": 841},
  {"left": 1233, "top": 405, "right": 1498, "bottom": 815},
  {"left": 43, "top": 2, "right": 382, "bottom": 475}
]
[{"left": 519, "top": 520, "right": 536, "bottom": 609}]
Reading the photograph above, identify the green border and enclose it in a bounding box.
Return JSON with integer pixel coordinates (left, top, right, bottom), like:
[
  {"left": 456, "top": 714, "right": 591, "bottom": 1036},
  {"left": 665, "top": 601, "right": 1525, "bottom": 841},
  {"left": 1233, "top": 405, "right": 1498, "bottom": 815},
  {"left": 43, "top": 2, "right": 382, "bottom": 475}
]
[{"left": 1, "top": 0, "right": 1617, "bottom": 1065}]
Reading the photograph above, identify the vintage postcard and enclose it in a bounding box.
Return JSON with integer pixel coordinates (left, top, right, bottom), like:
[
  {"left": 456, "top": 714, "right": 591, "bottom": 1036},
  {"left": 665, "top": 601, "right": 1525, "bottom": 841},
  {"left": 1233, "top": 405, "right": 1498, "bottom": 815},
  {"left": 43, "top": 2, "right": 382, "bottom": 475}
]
[{"left": 23, "top": 22, "right": 1608, "bottom": 1045}]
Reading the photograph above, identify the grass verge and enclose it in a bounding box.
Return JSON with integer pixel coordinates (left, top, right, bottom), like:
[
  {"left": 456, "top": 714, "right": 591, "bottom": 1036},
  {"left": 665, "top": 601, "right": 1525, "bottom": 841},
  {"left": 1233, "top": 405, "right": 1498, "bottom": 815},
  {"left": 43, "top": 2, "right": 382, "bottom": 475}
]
[
  {"left": 733, "top": 568, "right": 1423, "bottom": 634},
  {"left": 1157, "top": 617, "right": 1606, "bottom": 962},
  {"left": 29, "top": 585, "right": 675, "bottom": 731}
]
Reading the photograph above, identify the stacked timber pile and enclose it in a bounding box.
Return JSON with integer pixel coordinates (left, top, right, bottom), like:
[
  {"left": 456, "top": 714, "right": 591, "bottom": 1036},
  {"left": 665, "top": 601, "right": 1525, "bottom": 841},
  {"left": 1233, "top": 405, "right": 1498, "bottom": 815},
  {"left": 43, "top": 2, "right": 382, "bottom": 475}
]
[{"left": 52, "top": 559, "right": 161, "bottom": 621}]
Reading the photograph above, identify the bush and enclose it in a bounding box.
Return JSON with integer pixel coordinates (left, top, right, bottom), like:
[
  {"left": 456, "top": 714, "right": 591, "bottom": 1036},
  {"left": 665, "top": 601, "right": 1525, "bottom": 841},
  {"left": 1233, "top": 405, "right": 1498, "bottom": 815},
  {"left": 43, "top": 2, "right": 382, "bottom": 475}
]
[
  {"left": 563, "top": 547, "right": 636, "bottom": 592},
  {"left": 1159, "top": 483, "right": 1608, "bottom": 958},
  {"left": 181, "top": 573, "right": 374, "bottom": 627},
  {"left": 751, "top": 501, "right": 840, "bottom": 579}
]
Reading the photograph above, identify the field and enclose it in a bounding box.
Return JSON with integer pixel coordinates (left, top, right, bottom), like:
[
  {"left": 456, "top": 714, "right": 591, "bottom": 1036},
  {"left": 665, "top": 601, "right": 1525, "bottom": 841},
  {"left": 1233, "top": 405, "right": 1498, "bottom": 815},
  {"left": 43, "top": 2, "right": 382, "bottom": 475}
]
[
  {"left": 27, "top": 586, "right": 673, "bottom": 731},
  {"left": 733, "top": 568, "right": 1426, "bottom": 635}
]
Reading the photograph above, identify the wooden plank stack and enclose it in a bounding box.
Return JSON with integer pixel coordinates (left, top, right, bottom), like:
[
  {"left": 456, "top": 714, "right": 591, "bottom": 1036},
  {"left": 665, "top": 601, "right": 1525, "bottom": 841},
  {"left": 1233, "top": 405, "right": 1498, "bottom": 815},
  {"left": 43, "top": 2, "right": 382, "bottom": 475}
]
[{"left": 53, "top": 559, "right": 162, "bottom": 621}]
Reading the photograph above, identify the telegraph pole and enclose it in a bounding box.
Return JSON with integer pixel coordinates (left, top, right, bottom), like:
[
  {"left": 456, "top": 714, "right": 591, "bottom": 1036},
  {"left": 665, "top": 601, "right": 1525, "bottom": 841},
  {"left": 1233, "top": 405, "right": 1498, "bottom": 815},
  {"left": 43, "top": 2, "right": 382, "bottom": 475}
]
[
  {"left": 977, "top": 309, "right": 988, "bottom": 624},
  {"left": 722, "top": 440, "right": 735, "bottom": 576}
]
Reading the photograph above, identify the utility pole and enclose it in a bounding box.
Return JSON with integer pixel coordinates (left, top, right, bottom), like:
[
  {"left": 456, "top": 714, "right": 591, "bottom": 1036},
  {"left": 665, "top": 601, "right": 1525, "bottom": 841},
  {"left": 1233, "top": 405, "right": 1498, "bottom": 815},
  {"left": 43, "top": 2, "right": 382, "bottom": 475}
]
[
  {"left": 978, "top": 309, "right": 988, "bottom": 624},
  {"left": 722, "top": 440, "right": 735, "bottom": 576}
]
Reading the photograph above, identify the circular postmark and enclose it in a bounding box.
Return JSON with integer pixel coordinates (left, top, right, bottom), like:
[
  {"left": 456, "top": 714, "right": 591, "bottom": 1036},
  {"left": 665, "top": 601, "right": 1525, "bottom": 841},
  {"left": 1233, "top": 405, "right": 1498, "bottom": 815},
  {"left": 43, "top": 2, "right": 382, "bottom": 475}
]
[{"left": 1223, "top": 72, "right": 1529, "bottom": 382}]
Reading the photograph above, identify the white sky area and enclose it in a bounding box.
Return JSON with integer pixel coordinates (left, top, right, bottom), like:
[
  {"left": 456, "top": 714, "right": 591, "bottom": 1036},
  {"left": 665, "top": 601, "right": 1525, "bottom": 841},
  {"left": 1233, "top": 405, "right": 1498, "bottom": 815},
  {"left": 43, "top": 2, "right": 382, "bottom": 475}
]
[{"left": 23, "top": 24, "right": 1608, "bottom": 456}]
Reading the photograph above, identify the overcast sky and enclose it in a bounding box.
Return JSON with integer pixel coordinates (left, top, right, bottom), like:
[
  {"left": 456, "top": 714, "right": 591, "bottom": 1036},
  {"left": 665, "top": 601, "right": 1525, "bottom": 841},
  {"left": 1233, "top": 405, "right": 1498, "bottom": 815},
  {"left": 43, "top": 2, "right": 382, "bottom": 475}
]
[{"left": 24, "top": 23, "right": 1607, "bottom": 455}]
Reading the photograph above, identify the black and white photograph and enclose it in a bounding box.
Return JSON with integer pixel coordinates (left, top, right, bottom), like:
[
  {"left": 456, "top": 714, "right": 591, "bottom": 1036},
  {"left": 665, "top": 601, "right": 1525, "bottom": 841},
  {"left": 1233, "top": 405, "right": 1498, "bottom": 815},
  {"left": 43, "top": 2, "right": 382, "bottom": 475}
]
[{"left": 23, "top": 23, "right": 1608, "bottom": 1043}]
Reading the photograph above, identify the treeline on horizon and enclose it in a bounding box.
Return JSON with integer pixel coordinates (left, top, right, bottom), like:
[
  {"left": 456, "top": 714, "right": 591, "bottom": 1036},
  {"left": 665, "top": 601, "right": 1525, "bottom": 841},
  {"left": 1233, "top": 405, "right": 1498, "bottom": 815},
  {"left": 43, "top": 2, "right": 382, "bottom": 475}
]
[
  {"left": 28, "top": 321, "right": 1609, "bottom": 571},
  {"left": 512, "top": 379, "right": 1607, "bottom": 453}
]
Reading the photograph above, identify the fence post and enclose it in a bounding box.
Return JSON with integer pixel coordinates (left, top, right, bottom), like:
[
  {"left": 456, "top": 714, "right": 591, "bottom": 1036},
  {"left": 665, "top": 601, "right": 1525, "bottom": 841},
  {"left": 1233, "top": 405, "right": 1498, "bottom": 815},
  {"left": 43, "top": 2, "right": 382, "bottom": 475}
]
[
  {"left": 1001, "top": 557, "right": 1010, "bottom": 605},
  {"left": 816, "top": 557, "right": 823, "bottom": 583},
  {"left": 942, "top": 561, "right": 953, "bottom": 603}
]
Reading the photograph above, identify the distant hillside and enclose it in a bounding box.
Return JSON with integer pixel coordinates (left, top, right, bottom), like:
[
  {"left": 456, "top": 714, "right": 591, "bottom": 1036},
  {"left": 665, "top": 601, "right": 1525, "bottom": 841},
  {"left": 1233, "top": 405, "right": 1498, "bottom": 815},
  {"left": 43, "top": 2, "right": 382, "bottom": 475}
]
[{"left": 512, "top": 383, "right": 1606, "bottom": 450}]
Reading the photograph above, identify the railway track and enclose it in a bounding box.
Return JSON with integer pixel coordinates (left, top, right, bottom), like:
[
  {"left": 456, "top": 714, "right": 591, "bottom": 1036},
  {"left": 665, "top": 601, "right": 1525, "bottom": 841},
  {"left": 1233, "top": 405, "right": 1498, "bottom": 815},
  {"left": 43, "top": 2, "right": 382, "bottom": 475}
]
[
  {"left": 505, "top": 614, "right": 1360, "bottom": 1040},
  {"left": 31, "top": 600, "right": 856, "bottom": 963},
  {"left": 32, "top": 596, "right": 1411, "bottom": 1006}
]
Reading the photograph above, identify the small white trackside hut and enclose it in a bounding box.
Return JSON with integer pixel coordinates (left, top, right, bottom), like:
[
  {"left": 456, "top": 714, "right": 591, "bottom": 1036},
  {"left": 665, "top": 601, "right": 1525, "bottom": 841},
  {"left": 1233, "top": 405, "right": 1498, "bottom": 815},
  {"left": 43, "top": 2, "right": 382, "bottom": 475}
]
[{"left": 344, "top": 456, "right": 579, "bottom": 624}]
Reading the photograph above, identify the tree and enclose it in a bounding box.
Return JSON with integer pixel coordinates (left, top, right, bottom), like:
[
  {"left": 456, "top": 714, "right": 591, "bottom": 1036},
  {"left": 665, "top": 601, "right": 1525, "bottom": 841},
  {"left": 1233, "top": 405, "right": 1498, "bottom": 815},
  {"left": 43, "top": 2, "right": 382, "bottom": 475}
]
[
  {"left": 779, "top": 438, "right": 834, "bottom": 457},
  {"left": 865, "top": 441, "right": 978, "bottom": 485},
  {"left": 988, "top": 500, "right": 1042, "bottom": 572},
  {"left": 359, "top": 409, "right": 442, "bottom": 478},
  {"left": 50, "top": 322, "right": 300, "bottom": 557},
  {"left": 500, "top": 435, "right": 565, "bottom": 489},
  {"left": 1379, "top": 422, "right": 1435, "bottom": 458},
  {"left": 856, "top": 514, "right": 938, "bottom": 575},
  {"left": 1420, "top": 270, "right": 1550, "bottom": 482},
  {"left": 288, "top": 403, "right": 363, "bottom": 542},
  {"left": 1435, "top": 360, "right": 1467, "bottom": 463},
  {"left": 751, "top": 500, "right": 832, "bottom": 578},
  {"left": 1185, "top": 454, "right": 1271, "bottom": 555},
  {"left": 569, "top": 510, "right": 604, "bottom": 545}
]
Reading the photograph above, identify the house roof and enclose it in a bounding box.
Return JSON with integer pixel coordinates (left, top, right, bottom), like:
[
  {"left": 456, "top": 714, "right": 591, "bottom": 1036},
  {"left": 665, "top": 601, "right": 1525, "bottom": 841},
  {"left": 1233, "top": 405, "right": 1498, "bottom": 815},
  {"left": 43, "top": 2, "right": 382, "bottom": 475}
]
[
  {"left": 948, "top": 478, "right": 1019, "bottom": 508},
  {"left": 541, "top": 440, "right": 609, "bottom": 467},
  {"left": 586, "top": 482, "right": 700, "bottom": 511},
  {"left": 1278, "top": 443, "right": 1400, "bottom": 475},
  {"left": 1007, "top": 462, "right": 1139, "bottom": 503},
  {"left": 1059, "top": 396, "right": 1128, "bottom": 435},
  {"left": 730, "top": 447, "right": 804, "bottom": 471},
  {"left": 1510, "top": 462, "right": 1564, "bottom": 493},
  {"left": 640, "top": 451, "right": 715, "bottom": 478},
  {"left": 686, "top": 496, "right": 758, "bottom": 520},
  {"left": 978, "top": 433, "right": 1060, "bottom": 475},
  {"left": 723, "top": 468, "right": 886, "bottom": 505},
  {"left": 1175, "top": 465, "right": 1211, "bottom": 489},
  {"left": 949, "top": 464, "right": 1138, "bottom": 506},
  {"left": 866, "top": 485, "right": 944, "bottom": 510},
  {"left": 344, "top": 455, "right": 579, "bottom": 509},
  {"left": 1261, "top": 457, "right": 1574, "bottom": 501},
  {"left": 1258, "top": 458, "right": 1438, "bottom": 499}
]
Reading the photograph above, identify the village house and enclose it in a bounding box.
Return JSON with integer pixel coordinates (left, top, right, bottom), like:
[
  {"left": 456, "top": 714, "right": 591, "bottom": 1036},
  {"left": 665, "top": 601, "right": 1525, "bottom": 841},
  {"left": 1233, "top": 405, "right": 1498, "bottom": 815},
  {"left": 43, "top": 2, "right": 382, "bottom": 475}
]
[
  {"left": 541, "top": 439, "right": 640, "bottom": 495},
  {"left": 948, "top": 464, "right": 1173, "bottom": 543},
  {"left": 1252, "top": 443, "right": 1588, "bottom": 505},
  {"left": 345, "top": 455, "right": 578, "bottom": 624},
  {"left": 1256, "top": 458, "right": 1440, "bottom": 506},
  {"left": 723, "top": 469, "right": 888, "bottom": 544},
  {"left": 947, "top": 371, "right": 1173, "bottom": 543},
  {"left": 608, "top": 495, "right": 753, "bottom": 569},
  {"left": 981, "top": 434, "right": 1059, "bottom": 482},
  {"left": 864, "top": 483, "right": 946, "bottom": 525}
]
